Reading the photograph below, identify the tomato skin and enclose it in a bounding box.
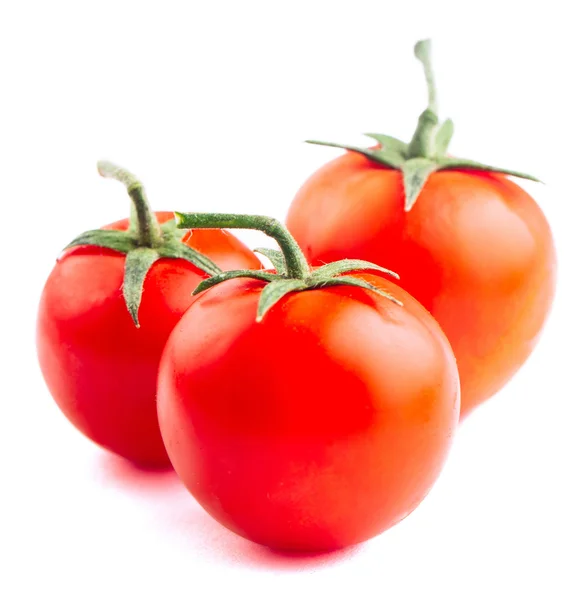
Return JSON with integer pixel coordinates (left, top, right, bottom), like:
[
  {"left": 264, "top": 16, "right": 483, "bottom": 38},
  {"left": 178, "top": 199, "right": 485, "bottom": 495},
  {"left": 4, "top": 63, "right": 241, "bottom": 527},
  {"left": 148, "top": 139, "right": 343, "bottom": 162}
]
[
  {"left": 36, "top": 212, "right": 261, "bottom": 467},
  {"left": 157, "top": 274, "right": 459, "bottom": 550},
  {"left": 285, "top": 153, "right": 557, "bottom": 417}
]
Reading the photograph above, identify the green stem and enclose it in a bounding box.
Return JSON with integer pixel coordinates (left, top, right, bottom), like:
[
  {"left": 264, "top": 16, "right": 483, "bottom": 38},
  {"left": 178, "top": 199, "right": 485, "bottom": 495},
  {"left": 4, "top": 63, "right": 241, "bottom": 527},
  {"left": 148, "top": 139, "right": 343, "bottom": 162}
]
[
  {"left": 97, "top": 161, "right": 163, "bottom": 247},
  {"left": 414, "top": 39, "right": 437, "bottom": 114},
  {"left": 407, "top": 110, "right": 439, "bottom": 158},
  {"left": 407, "top": 39, "right": 440, "bottom": 159},
  {"left": 175, "top": 212, "right": 311, "bottom": 279}
]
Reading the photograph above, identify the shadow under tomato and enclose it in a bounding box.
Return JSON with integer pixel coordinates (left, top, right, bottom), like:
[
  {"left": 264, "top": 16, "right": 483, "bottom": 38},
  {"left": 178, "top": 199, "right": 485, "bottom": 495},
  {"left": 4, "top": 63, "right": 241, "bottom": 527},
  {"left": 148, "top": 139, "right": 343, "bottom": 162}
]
[
  {"left": 166, "top": 502, "right": 361, "bottom": 571},
  {"left": 94, "top": 452, "right": 361, "bottom": 570},
  {"left": 242, "top": 543, "right": 360, "bottom": 571},
  {"left": 94, "top": 452, "right": 179, "bottom": 493}
]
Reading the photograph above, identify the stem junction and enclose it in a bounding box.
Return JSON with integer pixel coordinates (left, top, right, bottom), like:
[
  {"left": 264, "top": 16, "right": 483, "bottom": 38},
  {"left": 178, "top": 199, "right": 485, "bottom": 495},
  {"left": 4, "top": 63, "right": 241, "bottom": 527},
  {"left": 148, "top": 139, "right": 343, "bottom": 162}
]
[
  {"left": 63, "top": 162, "right": 221, "bottom": 327},
  {"left": 306, "top": 39, "right": 539, "bottom": 212},
  {"left": 175, "top": 212, "right": 402, "bottom": 322}
]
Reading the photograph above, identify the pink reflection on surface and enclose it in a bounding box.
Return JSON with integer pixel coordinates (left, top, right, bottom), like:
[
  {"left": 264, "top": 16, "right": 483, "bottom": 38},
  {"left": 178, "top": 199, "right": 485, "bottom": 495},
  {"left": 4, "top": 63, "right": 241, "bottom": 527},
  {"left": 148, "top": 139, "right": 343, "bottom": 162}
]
[{"left": 95, "top": 452, "right": 361, "bottom": 570}]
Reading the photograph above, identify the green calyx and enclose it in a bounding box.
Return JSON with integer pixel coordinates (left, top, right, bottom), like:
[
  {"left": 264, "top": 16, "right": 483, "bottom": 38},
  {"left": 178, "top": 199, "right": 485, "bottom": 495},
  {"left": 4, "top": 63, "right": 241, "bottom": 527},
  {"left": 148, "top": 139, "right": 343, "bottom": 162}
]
[
  {"left": 307, "top": 39, "right": 540, "bottom": 211},
  {"left": 65, "top": 161, "right": 222, "bottom": 327},
  {"left": 175, "top": 212, "right": 402, "bottom": 322}
]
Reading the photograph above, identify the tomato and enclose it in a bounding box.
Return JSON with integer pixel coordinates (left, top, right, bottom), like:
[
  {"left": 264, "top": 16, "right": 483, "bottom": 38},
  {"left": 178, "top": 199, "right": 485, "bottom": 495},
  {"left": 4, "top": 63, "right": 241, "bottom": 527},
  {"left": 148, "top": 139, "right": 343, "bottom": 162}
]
[
  {"left": 286, "top": 40, "right": 556, "bottom": 417},
  {"left": 286, "top": 159, "right": 555, "bottom": 417},
  {"left": 36, "top": 165, "right": 261, "bottom": 467},
  {"left": 157, "top": 212, "right": 459, "bottom": 550}
]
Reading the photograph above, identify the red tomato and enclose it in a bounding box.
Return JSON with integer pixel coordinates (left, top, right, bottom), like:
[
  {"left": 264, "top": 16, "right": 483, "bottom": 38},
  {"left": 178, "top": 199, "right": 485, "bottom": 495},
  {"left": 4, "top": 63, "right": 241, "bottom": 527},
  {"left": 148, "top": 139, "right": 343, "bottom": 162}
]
[
  {"left": 37, "top": 212, "right": 261, "bottom": 467},
  {"left": 157, "top": 273, "right": 459, "bottom": 550},
  {"left": 286, "top": 155, "right": 556, "bottom": 417}
]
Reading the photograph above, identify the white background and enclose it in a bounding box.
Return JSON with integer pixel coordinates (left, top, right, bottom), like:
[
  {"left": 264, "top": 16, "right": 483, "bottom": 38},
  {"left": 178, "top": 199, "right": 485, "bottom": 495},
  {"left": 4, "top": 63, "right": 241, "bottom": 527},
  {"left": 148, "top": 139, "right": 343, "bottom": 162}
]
[{"left": 2, "top": 1, "right": 584, "bottom": 598}]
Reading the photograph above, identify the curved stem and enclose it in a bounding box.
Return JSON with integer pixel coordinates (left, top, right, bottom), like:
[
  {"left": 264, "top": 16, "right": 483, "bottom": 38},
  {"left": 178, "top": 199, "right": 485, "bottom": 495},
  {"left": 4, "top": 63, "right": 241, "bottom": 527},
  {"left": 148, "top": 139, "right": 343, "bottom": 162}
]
[
  {"left": 414, "top": 39, "right": 437, "bottom": 115},
  {"left": 97, "top": 161, "right": 163, "bottom": 247},
  {"left": 407, "top": 40, "right": 441, "bottom": 159},
  {"left": 175, "top": 212, "right": 311, "bottom": 279}
]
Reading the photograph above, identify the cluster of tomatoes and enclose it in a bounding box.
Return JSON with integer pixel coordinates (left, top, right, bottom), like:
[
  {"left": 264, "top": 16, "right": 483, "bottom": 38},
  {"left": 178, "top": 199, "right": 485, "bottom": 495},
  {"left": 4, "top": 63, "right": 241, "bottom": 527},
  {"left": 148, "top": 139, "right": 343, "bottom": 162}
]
[{"left": 36, "top": 41, "right": 556, "bottom": 552}]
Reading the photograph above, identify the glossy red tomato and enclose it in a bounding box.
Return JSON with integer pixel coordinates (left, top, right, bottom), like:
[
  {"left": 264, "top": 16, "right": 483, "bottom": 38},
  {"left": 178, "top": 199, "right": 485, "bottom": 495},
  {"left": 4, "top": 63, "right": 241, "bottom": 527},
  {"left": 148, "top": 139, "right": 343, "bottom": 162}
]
[
  {"left": 286, "top": 155, "right": 556, "bottom": 417},
  {"left": 157, "top": 273, "right": 460, "bottom": 550},
  {"left": 37, "top": 212, "right": 261, "bottom": 467}
]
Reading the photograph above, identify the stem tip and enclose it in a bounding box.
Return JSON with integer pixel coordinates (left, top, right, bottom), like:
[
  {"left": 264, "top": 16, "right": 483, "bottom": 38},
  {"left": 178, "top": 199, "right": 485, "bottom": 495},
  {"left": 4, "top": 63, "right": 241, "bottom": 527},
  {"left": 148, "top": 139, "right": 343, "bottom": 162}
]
[
  {"left": 97, "top": 160, "right": 142, "bottom": 190},
  {"left": 174, "top": 212, "right": 189, "bottom": 228},
  {"left": 414, "top": 39, "right": 432, "bottom": 62}
]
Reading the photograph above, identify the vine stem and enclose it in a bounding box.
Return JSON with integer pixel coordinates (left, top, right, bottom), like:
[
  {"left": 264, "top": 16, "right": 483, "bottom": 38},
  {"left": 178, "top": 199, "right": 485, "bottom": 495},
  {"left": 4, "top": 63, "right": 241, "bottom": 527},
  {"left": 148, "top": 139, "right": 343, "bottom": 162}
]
[
  {"left": 407, "top": 39, "right": 440, "bottom": 159},
  {"left": 97, "top": 160, "right": 163, "bottom": 247},
  {"left": 175, "top": 212, "right": 311, "bottom": 279}
]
